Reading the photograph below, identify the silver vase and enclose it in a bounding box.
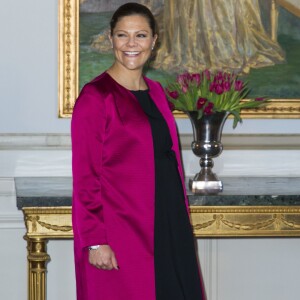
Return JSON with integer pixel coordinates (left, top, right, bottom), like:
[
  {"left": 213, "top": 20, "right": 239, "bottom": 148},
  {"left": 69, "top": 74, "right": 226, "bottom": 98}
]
[{"left": 187, "top": 111, "right": 229, "bottom": 194}]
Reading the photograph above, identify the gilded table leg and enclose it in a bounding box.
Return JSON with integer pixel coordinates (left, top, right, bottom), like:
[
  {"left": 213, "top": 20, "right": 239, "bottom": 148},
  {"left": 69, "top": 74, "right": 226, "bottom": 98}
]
[{"left": 26, "top": 237, "right": 50, "bottom": 300}]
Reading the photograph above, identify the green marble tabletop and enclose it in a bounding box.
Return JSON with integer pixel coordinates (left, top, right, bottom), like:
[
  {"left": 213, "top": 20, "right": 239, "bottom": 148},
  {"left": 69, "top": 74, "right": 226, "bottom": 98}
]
[{"left": 15, "top": 177, "right": 300, "bottom": 209}]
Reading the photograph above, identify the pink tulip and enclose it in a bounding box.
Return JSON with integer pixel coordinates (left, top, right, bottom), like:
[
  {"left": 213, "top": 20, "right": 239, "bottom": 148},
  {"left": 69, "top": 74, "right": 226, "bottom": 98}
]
[
  {"left": 234, "top": 80, "right": 243, "bottom": 91},
  {"left": 215, "top": 84, "right": 224, "bottom": 95},
  {"left": 167, "top": 90, "right": 179, "bottom": 99},
  {"left": 192, "top": 73, "right": 201, "bottom": 85},
  {"left": 177, "top": 72, "right": 191, "bottom": 85},
  {"left": 181, "top": 84, "right": 188, "bottom": 93},
  {"left": 209, "top": 82, "right": 216, "bottom": 92},
  {"left": 197, "top": 97, "right": 207, "bottom": 109},
  {"left": 203, "top": 69, "right": 211, "bottom": 80},
  {"left": 204, "top": 102, "right": 214, "bottom": 115},
  {"left": 168, "top": 101, "right": 175, "bottom": 111},
  {"left": 176, "top": 74, "right": 186, "bottom": 86},
  {"left": 215, "top": 71, "right": 224, "bottom": 81},
  {"left": 223, "top": 81, "right": 231, "bottom": 92}
]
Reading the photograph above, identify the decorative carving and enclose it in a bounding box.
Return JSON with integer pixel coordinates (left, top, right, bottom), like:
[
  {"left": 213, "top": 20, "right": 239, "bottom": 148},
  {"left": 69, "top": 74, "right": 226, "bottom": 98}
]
[
  {"left": 190, "top": 207, "right": 300, "bottom": 214},
  {"left": 58, "top": 0, "right": 79, "bottom": 117},
  {"left": 220, "top": 214, "right": 276, "bottom": 230},
  {"left": 64, "top": 0, "right": 72, "bottom": 113},
  {"left": 25, "top": 238, "right": 50, "bottom": 300},
  {"left": 194, "top": 218, "right": 216, "bottom": 230},
  {"left": 193, "top": 214, "right": 277, "bottom": 231},
  {"left": 35, "top": 219, "right": 72, "bottom": 232},
  {"left": 23, "top": 207, "right": 72, "bottom": 215},
  {"left": 26, "top": 215, "right": 39, "bottom": 232},
  {"left": 190, "top": 206, "right": 300, "bottom": 237},
  {"left": 23, "top": 207, "right": 73, "bottom": 239},
  {"left": 280, "top": 215, "right": 300, "bottom": 229},
  {"left": 26, "top": 214, "right": 72, "bottom": 233}
]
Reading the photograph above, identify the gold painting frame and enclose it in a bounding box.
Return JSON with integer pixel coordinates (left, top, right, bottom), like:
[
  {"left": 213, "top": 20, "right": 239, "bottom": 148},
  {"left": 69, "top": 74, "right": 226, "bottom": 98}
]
[
  {"left": 58, "top": 0, "right": 79, "bottom": 117},
  {"left": 58, "top": 0, "right": 300, "bottom": 118}
]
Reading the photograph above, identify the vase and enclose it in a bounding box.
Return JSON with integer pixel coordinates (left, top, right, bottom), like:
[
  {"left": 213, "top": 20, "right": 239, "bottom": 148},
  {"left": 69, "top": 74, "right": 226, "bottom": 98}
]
[{"left": 187, "top": 111, "right": 229, "bottom": 194}]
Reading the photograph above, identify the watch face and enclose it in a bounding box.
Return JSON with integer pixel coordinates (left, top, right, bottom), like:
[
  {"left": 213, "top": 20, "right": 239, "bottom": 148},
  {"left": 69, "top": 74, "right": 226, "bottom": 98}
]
[{"left": 89, "top": 245, "right": 100, "bottom": 250}]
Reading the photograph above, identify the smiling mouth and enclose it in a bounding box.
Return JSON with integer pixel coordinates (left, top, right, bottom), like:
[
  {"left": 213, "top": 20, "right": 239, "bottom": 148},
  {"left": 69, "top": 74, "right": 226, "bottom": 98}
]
[{"left": 124, "top": 51, "right": 140, "bottom": 56}]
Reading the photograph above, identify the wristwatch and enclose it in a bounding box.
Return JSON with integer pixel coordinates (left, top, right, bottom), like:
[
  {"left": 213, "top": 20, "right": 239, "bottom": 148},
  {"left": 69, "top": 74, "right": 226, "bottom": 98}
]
[{"left": 88, "top": 245, "right": 100, "bottom": 250}]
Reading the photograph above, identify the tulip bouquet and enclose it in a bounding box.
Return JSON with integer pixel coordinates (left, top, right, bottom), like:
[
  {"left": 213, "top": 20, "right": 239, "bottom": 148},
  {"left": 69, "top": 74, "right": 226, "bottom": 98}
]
[{"left": 166, "top": 70, "right": 268, "bottom": 128}]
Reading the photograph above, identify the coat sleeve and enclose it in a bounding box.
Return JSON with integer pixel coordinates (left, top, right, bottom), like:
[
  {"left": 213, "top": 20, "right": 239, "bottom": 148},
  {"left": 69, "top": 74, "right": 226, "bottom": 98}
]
[{"left": 71, "top": 84, "right": 108, "bottom": 249}]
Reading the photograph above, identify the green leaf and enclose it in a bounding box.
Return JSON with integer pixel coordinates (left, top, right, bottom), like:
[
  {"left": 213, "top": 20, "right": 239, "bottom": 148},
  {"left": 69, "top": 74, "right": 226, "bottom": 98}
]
[{"left": 231, "top": 110, "right": 242, "bottom": 128}]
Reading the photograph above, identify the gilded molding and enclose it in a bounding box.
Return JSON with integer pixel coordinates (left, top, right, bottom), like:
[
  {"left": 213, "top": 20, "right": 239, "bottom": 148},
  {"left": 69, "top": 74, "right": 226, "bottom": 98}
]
[
  {"left": 174, "top": 100, "right": 300, "bottom": 119},
  {"left": 190, "top": 206, "right": 300, "bottom": 237},
  {"left": 23, "top": 206, "right": 300, "bottom": 239},
  {"left": 23, "top": 207, "right": 72, "bottom": 215},
  {"left": 26, "top": 215, "right": 72, "bottom": 233},
  {"left": 58, "top": 0, "right": 79, "bottom": 117},
  {"left": 23, "top": 207, "right": 73, "bottom": 237},
  {"left": 190, "top": 207, "right": 300, "bottom": 213}
]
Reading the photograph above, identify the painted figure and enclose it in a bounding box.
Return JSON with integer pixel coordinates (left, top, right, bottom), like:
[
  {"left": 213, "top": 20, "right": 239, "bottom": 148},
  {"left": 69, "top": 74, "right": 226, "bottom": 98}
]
[{"left": 154, "top": 0, "right": 285, "bottom": 73}]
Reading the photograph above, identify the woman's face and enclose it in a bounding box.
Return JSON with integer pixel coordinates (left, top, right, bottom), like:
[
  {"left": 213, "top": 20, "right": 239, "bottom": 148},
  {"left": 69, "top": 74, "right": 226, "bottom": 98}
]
[{"left": 109, "top": 15, "right": 157, "bottom": 72}]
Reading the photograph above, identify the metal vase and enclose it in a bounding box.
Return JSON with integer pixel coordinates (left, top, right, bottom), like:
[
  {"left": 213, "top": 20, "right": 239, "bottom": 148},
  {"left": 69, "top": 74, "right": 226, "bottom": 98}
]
[{"left": 187, "top": 111, "right": 229, "bottom": 194}]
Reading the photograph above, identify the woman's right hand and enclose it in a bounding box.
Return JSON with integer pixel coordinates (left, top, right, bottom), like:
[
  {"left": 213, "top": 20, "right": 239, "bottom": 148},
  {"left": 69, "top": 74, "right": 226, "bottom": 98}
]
[{"left": 88, "top": 245, "right": 119, "bottom": 270}]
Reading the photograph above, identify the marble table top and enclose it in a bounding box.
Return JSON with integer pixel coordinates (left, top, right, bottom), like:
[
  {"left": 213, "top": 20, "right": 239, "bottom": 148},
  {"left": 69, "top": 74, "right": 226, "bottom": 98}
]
[{"left": 15, "top": 177, "right": 300, "bottom": 209}]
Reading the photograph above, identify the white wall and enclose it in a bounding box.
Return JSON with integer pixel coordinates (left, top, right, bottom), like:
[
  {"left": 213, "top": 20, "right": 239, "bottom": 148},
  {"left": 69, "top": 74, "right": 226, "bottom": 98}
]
[
  {"left": 1, "top": 1, "right": 300, "bottom": 300},
  {"left": 0, "top": 0, "right": 70, "bottom": 133}
]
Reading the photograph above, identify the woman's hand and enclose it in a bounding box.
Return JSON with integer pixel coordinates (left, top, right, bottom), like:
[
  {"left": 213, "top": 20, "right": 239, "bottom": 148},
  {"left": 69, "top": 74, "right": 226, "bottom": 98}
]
[{"left": 88, "top": 245, "right": 119, "bottom": 270}]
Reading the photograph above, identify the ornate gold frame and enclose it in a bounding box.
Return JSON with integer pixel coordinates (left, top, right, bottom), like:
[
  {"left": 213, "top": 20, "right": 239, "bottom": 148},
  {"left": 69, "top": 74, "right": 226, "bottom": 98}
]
[
  {"left": 58, "top": 0, "right": 79, "bottom": 117},
  {"left": 58, "top": 0, "right": 300, "bottom": 118}
]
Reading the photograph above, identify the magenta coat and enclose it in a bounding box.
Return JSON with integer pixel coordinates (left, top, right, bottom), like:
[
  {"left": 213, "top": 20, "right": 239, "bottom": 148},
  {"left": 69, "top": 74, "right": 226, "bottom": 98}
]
[{"left": 71, "top": 72, "right": 189, "bottom": 300}]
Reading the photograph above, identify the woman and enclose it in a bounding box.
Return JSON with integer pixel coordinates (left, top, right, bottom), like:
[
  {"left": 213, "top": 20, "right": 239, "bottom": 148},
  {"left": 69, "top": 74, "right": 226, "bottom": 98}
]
[{"left": 72, "top": 3, "right": 206, "bottom": 300}]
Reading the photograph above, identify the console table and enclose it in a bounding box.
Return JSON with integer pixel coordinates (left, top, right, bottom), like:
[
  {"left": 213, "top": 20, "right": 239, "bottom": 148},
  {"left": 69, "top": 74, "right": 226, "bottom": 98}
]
[{"left": 16, "top": 176, "right": 300, "bottom": 300}]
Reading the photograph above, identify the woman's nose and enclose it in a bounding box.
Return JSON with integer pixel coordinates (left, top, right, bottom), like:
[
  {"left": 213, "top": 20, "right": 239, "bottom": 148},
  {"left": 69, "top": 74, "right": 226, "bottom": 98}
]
[{"left": 127, "top": 36, "right": 137, "bottom": 46}]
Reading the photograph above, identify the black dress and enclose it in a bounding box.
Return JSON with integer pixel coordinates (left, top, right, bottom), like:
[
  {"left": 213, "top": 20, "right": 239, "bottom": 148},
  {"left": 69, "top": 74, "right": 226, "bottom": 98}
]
[{"left": 131, "top": 90, "right": 205, "bottom": 300}]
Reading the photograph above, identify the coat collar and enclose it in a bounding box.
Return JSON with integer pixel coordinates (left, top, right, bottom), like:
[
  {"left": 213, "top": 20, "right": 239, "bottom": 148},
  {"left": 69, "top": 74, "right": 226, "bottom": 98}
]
[
  {"left": 102, "top": 72, "right": 169, "bottom": 125},
  {"left": 144, "top": 77, "right": 170, "bottom": 120}
]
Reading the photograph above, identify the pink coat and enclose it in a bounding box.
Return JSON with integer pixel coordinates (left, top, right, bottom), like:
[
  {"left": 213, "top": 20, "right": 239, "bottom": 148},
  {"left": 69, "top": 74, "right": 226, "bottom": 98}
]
[{"left": 71, "top": 72, "right": 189, "bottom": 300}]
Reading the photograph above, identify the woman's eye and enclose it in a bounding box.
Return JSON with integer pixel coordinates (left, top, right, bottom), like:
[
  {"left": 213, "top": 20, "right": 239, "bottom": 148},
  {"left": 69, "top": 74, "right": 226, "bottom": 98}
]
[
  {"left": 137, "top": 34, "right": 147, "bottom": 38},
  {"left": 116, "top": 33, "right": 127, "bottom": 38}
]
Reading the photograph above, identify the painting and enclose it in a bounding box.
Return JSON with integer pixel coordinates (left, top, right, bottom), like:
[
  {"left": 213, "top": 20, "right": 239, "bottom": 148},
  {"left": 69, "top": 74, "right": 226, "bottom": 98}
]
[{"left": 58, "top": 0, "right": 300, "bottom": 118}]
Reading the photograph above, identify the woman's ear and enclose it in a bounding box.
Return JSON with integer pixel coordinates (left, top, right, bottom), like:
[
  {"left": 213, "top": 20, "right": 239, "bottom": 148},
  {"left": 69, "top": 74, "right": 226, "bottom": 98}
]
[
  {"left": 152, "top": 34, "right": 158, "bottom": 49},
  {"left": 108, "top": 34, "right": 113, "bottom": 48}
]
